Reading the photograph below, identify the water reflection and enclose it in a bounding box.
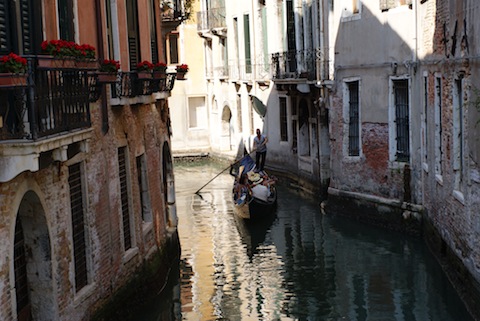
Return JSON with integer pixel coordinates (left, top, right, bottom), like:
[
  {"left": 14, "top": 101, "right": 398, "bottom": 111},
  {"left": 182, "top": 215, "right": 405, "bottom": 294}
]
[{"left": 136, "top": 160, "right": 472, "bottom": 320}]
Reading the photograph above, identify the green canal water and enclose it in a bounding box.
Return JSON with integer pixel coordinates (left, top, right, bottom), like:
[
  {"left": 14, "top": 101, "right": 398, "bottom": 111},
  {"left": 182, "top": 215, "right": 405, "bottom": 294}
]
[{"left": 132, "top": 159, "right": 473, "bottom": 321}]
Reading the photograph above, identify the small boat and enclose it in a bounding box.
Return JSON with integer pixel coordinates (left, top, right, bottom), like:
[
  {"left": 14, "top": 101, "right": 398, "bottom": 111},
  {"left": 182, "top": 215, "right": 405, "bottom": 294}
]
[{"left": 231, "top": 155, "right": 277, "bottom": 220}]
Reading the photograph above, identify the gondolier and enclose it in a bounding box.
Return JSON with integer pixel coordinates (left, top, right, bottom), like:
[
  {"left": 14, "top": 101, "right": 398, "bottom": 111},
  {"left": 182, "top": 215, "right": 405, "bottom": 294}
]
[{"left": 253, "top": 128, "right": 268, "bottom": 172}]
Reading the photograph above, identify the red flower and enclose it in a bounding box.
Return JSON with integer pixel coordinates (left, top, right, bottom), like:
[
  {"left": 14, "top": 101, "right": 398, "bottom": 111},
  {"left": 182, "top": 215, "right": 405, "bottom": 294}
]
[
  {"left": 99, "top": 59, "right": 120, "bottom": 73},
  {"left": 0, "top": 52, "right": 27, "bottom": 73},
  {"left": 137, "top": 60, "right": 154, "bottom": 72},
  {"left": 176, "top": 64, "right": 188, "bottom": 72}
]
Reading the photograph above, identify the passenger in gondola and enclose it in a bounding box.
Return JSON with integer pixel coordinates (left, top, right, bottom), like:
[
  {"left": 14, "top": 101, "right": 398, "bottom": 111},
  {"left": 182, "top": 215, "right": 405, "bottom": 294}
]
[
  {"left": 234, "top": 173, "right": 250, "bottom": 204},
  {"left": 248, "top": 172, "right": 270, "bottom": 202}
]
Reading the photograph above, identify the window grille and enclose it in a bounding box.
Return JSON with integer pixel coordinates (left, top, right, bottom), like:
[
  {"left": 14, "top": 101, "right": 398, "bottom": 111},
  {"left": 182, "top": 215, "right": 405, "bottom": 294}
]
[
  {"left": 136, "top": 154, "right": 152, "bottom": 222},
  {"left": 118, "top": 147, "right": 132, "bottom": 250},
  {"left": 280, "top": 97, "right": 288, "bottom": 141},
  {"left": 291, "top": 96, "right": 297, "bottom": 153},
  {"left": 348, "top": 81, "right": 360, "bottom": 156},
  {"left": 68, "top": 162, "right": 88, "bottom": 291},
  {"left": 394, "top": 79, "right": 410, "bottom": 162},
  {"left": 14, "top": 216, "right": 30, "bottom": 315}
]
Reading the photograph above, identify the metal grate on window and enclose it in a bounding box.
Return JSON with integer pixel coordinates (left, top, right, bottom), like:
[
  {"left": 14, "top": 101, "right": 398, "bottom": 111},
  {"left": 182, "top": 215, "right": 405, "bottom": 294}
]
[
  {"left": 394, "top": 80, "right": 410, "bottom": 162},
  {"left": 348, "top": 81, "right": 360, "bottom": 156},
  {"left": 280, "top": 97, "right": 288, "bottom": 141},
  {"left": 118, "top": 147, "right": 132, "bottom": 250},
  {"left": 68, "top": 162, "right": 88, "bottom": 291},
  {"left": 14, "top": 216, "right": 30, "bottom": 314}
]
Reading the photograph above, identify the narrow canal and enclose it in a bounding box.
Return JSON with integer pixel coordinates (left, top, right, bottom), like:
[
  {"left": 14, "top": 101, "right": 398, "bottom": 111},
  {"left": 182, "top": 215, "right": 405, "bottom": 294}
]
[{"left": 134, "top": 159, "right": 472, "bottom": 320}]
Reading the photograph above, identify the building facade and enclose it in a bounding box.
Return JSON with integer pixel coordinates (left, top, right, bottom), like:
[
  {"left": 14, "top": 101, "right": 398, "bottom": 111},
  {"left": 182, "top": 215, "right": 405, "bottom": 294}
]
[
  {"left": 191, "top": 0, "right": 331, "bottom": 191},
  {"left": 0, "top": 1, "right": 182, "bottom": 320},
  {"left": 191, "top": 0, "right": 480, "bottom": 318},
  {"left": 328, "top": 0, "right": 480, "bottom": 317}
]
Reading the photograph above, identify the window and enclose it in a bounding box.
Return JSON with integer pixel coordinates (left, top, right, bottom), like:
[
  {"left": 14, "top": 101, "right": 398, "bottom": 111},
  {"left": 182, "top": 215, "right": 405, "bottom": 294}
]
[
  {"left": 58, "top": 0, "right": 75, "bottom": 40},
  {"left": 346, "top": 81, "right": 360, "bottom": 156},
  {"left": 261, "top": 7, "right": 269, "bottom": 71},
  {"left": 14, "top": 216, "right": 29, "bottom": 316},
  {"left": 280, "top": 97, "right": 288, "bottom": 142},
  {"left": 0, "top": 0, "right": 43, "bottom": 55},
  {"left": 126, "top": 0, "right": 141, "bottom": 70},
  {"left": 393, "top": 79, "right": 410, "bottom": 162},
  {"left": 342, "top": 0, "right": 361, "bottom": 18},
  {"left": 291, "top": 96, "right": 298, "bottom": 153},
  {"left": 118, "top": 146, "right": 133, "bottom": 250},
  {"left": 149, "top": 0, "right": 159, "bottom": 63},
  {"left": 286, "top": 0, "right": 296, "bottom": 72},
  {"left": 434, "top": 76, "right": 442, "bottom": 176},
  {"left": 205, "top": 39, "right": 212, "bottom": 77},
  {"left": 380, "top": 0, "right": 412, "bottom": 11},
  {"left": 423, "top": 75, "right": 428, "bottom": 165},
  {"left": 167, "top": 33, "right": 179, "bottom": 65},
  {"left": 105, "top": 0, "right": 115, "bottom": 59},
  {"left": 220, "top": 37, "right": 228, "bottom": 76},
  {"left": 453, "top": 78, "right": 464, "bottom": 192},
  {"left": 68, "top": 162, "right": 88, "bottom": 291},
  {"left": 188, "top": 96, "right": 207, "bottom": 129},
  {"left": 243, "top": 14, "right": 252, "bottom": 74},
  {"left": 136, "top": 154, "right": 152, "bottom": 222}
]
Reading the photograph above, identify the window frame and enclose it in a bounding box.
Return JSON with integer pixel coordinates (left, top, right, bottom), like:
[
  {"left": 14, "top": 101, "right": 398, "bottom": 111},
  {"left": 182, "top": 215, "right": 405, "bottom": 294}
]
[
  {"left": 388, "top": 76, "right": 411, "bottom": 166},
  {"left": 343, "top": 77, "right": 362, "bottom": 160}
]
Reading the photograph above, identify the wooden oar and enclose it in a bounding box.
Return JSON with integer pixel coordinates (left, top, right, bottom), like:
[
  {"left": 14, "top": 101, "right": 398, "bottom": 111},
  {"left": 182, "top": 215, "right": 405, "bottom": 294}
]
[{"left": 194, "top": 151, "right": 255, "bottom": 195}]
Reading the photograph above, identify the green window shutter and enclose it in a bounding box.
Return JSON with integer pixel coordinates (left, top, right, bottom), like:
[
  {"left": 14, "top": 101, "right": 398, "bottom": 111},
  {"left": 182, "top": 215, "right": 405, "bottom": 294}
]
[{"left": 243, "top": 14, "right": 251, "bottom": 74}]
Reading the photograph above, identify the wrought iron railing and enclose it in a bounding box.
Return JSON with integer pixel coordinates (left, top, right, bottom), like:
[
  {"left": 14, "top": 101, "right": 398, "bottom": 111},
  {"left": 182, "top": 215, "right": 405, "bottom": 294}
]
[
  {"left": 110, "top": 72, "right": 176, "bottom": 98},
  {"left": 0, "top": 57, "right": 177, "bottom": 141},
  {"left": 228, "top": 60, "right": 270, "bottom": 82},
  {"left": 271, "top": 48, "right": 328, "bottom": 81},
  {"left": 0, "top": 57, "right": 93, "bottom": 141},
  {"left": 197, "top": 7, "right": 226, "bottom": 31}
]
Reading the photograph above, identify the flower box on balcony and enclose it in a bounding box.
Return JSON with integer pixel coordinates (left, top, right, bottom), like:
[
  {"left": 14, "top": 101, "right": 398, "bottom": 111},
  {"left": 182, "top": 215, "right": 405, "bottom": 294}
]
[
  {"left": 153, "top": 71, "right": 167, "bottom": 79},
  {"left": 37, "top": 56, "right": 76, "bottom": 69},
  {"left": 176, "top": 71, "right": 186, "bottom": 80},
  {"left": 0, "top": 73, "right": 28, "bottom": 88},
  {"left": 97, "top": 72, "right": 118, "bottom": 83},
  {"left": 137, "top": 71, "right": 152, "bottom": 80},
  {"left": 76, "top": 59, "right": 98, "bottom": 70}
]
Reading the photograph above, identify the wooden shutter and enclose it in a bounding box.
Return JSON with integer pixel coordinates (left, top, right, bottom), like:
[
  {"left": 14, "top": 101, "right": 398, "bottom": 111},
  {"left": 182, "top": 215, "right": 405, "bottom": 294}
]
[
  {"left": 58, "top": 0, "right": 75, "bottom": 41},
  {"left": 150, "top": 0, "right": 159, "bottom": 63},
  {"left": 0, "top": 0, "right": 12, "bottom": 55},
  {"left": 126, "top": 0, "right": 140, "bottom": 70}
]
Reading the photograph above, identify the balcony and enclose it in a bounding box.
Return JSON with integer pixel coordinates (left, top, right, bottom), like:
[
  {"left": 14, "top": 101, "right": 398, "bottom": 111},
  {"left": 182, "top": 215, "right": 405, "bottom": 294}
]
[
  {"left": 0, "top": 56, "right": 177, "bottom": 182},
  {"left": 228, "top": 59, "right": 271, "bottom": 84},
  {"left": 271, "top": 48, "right": 329, "bottom": 82},
  {"left": 161, "top": 0, "right": 191, "bottom": 32},
  {"left": 197, "top": 7, "right": 226, "bottom": 35},
  {"left": 108, "top": 72, "right": 176, "bottom": 105}
]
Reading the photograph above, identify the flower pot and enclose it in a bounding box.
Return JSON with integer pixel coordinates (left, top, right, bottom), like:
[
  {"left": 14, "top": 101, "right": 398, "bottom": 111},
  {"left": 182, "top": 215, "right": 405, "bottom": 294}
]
[
  {"left": 76, "top": 59, "right": 98, "bottom": 70},
  {"left": 96, "top": 72, "right": 118, "bottom": 83},
  {"left": 153, "top": 71, "right": 167, "bottom": 79},
  {"left": 37, "top": 56, "right": 76, "bottom": 69},
  {"left": 176, "top": 71, "right": 186, "bottom": 80},
  {"left": 137, "top": 71, "right": 152, "bottom": 80},
  {"left": 0, "top": 73, "right": 28, "bottom": 88}
]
